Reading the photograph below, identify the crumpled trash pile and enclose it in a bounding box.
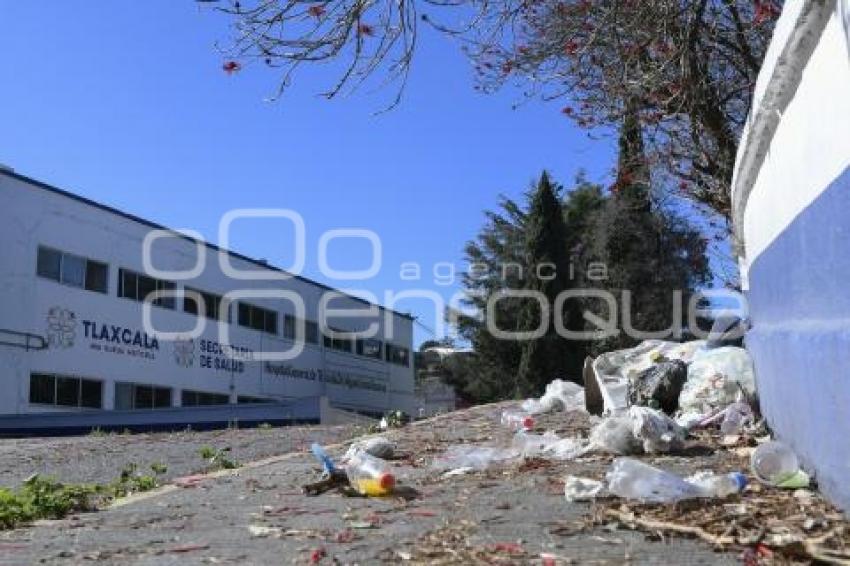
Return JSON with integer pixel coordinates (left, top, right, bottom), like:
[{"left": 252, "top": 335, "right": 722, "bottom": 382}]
[{"left": 432, "top": 338, "right": 810, "bottom": 502}]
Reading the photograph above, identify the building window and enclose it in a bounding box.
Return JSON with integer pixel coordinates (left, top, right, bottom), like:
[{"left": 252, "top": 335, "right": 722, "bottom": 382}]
[
  {"left": 305, "top": 321, "right": 319, "bottom": 344},
  {"left": 237, "top": 396, "right": 273, "bottom": 404},
  {"left": 36, "top": 246, "right": 108, "bottom": 293},
  {"left": 282, "top": 315, "right": 319, "bottom": 344},
  {"left": 181, "top": 390, "right": 229, "bottom": 407},
  {"left": 324, "top": 328, "right": 353, "bottom": 353},
  {"left": 29, "top": 373, "right": 102, "bottom": 409},
  {"left": 184, "top": 288, "right": 225, "bottom": 321},
  {"left": 283, "top": 314, "right": 296, "bottom": 340},
  {"left": 386, "top": 344, "right": 411, "bottom": 367},
  {"left": 357, "top": 338, "right": 383, "bottom": 360},
  {"left": 237, "top": 302, "right": 278, "bottom": 335},
  {"left": 118, "top": 268, "right": 175, "bottom": 309},
  {"left": 115, "top": 383, "right": 172, "bottom": 410}
]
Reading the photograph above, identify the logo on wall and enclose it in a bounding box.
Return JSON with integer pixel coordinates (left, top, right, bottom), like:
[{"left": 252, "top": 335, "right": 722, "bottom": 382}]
[
  {"left": 46, "top": 307, "right": 77, "bottom": 349},
  {"left": 173, "top": 338, "right": 196, "bottom": 368}
]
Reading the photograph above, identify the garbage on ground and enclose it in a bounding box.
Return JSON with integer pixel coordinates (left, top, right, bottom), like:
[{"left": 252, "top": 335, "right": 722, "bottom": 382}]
[
  {"left": 719, "top": 402, "right": 755, "bottom": 436},
  {"left": 512, "top": 431, "right": 587, "bottom": 460},
  {"left": 345, "top": 449, "right": 396, "bottom": 497},
  {"left": 751, "top": 441, "right": 811, "bottom": 489},
  {"left": 564, "top": 476, "right": 606, "bottom": 502},
  {"left": 628, "top": 360, "right": 688, "bottom": 415},
  {"left": 311, "top": 443, "right": 338, "bottom": 474},
  {"left": 344, "top": 437, "right": 396, "bottom": 461},
  {"left": 588, "top": 415, "right": 643, "bottom": 455},
  {"left": 606, "top": 457, "right": 746, "bottom": 503},
  {"left": 305, "top": 443, "right": 351, "bottom": 496},
  {"left": 679, "top": 346, "right": 756, "bottom": 415},
  {"left": 431, "top": 445, "right": 520, "bottom": 473},
  {"left": 521, "top": 379, "right": 585, "bottom": 415},
  {"left": 628, "top": 406, "right": 687, "bottom": 454},
  {"left": 500, "top": 410, "right": 535, "bottom": 431},
  {"left": 587, "top": 407, "right": 685, "bottom": 455},
  {"left": 592, "top": 340, "right": 706, "bottom": 414}
]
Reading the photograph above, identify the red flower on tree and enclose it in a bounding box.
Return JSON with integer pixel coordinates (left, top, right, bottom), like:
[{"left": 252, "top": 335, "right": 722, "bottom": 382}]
[
  {"left": 358, "top": 23, "right": 374, "bottom": 36},
  {"left": 222, "top": 60, "right": 241, "bottom": 74},
  {"left": 754, "top": 0, "right": 780, "bottom": 25},
  {"left": 307, "top": 4, "right": 325, "bottom": 17}
]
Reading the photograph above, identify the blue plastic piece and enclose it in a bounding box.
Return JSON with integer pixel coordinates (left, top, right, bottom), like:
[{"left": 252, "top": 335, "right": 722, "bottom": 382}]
[{"left": 311, "top": 443, "right": 337, "bottom": 474}]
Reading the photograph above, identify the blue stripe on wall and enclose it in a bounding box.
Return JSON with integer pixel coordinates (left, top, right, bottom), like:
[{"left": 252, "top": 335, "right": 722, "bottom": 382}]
[{"left": 746, "top": 165, "right": 850, "bottom": 513}]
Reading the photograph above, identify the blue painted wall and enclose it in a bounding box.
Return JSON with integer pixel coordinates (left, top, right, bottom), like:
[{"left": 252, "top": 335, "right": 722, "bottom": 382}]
[{"left": 747, "top": 165, "right": 850, "bottom": 512}]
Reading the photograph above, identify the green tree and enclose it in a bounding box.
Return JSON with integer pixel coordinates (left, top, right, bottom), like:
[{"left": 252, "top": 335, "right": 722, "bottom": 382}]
[
  {"left": 583, "top": 108, "right": 711, "bottom": 354},
  {"left": 515, "top": 172, "right": 584, "bottom": 396}
]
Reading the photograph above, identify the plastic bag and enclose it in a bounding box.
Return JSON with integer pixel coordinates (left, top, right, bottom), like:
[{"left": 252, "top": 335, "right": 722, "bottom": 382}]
[
  {"left": 431, "top": 445, "right": 520, "bottom": 472},
  {"left": 564, "top": 476, "right": 605, "bottom": 502},
  {"left": 588, "top": 415, "right": 643, "bottom": 455},
  {"left": 628, "top": 360, "right": 688, "bottom": 415},
  {"left": 521, "top": 379, "right": 585, "bottom": 414},
  {"left": 679, "top": 347, "right": 756, "bottom": 414},
  {"left": 344, "top": 437, "right": 396, "bottom": 461},
  {"left": 512, "top": 431, "right": 588, "bottom": 460},
  {"left": 629, "top": 406, "right": 687, "bottom": 454},
  {"left": 592, "top": 340, "right": 706, "bottom": 414}
]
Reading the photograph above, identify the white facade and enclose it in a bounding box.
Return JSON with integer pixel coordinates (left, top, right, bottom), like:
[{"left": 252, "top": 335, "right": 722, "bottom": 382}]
[
  {"left": 0, "top": 169, "right": 416, "bottom": 418},
  {"left": 732, "top": 0, "right": 850, "bottom": 511}
]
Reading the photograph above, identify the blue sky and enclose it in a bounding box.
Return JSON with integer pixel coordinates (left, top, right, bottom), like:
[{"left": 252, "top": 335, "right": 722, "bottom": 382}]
[{"left": 0, "top": 1, "right": 615, "bottom": 346}]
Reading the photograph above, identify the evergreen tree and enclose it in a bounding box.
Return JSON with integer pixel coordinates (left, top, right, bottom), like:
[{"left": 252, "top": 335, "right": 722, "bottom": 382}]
[
  {"left": 584, "top": 106, "right": 711, "bottom": 354},
  {"left": 515, "top": 172, "right": 585, "bottom": 396}
]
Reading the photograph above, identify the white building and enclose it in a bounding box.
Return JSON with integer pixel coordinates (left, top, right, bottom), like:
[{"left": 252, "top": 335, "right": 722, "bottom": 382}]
[
  {"left": 732, "top": 1, "right": 850, "bottom": 511},
  {"left": 0, "top": 167, "right": 416, "bottom": 422}
]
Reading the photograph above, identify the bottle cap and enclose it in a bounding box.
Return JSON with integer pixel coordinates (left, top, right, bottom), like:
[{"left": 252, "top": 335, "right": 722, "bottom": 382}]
[
  {"left": 378, "top": 473, "right": 396, "bottom": 491},
  {"left": 730, "top": 472, "right": 748, "bottom": 491}
]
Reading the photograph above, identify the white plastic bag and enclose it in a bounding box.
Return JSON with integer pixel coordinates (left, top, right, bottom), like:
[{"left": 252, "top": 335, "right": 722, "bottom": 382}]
[
  {"left": 588, "top": 415, "right": 643, "bottom": 455},
  {"left": 344, "top": 437, "right": 396, "bottom": 461},
  {"left": 521, "top": 379, "right": 585, "bottom": 414},
  {"left": 564, "top": 476, "right": 606, "bottom": 502},
  {"left": 431, "top": 445, "right": 520, "bottom": 472},
  {"left": 629, "top": 406, "right": 687, "bottom": 454},
  {"left": 679, "top": 347, "right": 756, "bottom": 414},
  {"left": 592, "top": 340, "right": 706, "bottom": 414}
]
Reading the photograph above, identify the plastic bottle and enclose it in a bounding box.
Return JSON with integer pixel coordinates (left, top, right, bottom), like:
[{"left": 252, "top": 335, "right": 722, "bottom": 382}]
[
  {"left": 345, "top": 450, "right": 395, "bottom": 497},
  {"left": 606, "top": 458, "right": 746, "bottom": 503},
  {"left": 719, "top": 402, "right": 753, "bottom": 436},
  {"left": 751, "top": 441, "right": 809, "bottom": 487},
  {"left": 687, "top": 471, "right": 748, "bottom": 498},
  {"left": 501, "top": 410, "right": 534, "bottom": 431}
]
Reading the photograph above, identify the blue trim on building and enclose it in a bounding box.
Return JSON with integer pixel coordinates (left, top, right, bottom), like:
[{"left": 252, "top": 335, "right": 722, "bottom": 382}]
[{"left": 746, "top": 165, "right": 850, "bottom": 512}]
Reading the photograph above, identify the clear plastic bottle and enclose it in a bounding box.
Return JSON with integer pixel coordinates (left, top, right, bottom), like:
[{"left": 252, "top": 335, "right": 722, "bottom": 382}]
[
  {"left": 687, "top": 471, "right": 748, "bottom": 498},
  {"left": 501, "top": 410, "right": 534, "bottom": 431},
  {"left": 606, "top": 458, "right": 746, "bottom": 503},
  {"left": 345, "top": 450, "right": 395, "bottom": 497},
  {"left": 751, "top": 441, "right": 803, "bottom": 486},
  {"left": 719, "top": 402, "right": 753, "bottom": 436}
]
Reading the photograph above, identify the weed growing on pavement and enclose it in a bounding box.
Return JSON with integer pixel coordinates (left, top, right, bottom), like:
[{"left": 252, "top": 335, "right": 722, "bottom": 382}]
[
  {"left": 0, "top": 475, "right": 98, "bottom": 530},
  {"left": 199, "top": 446, "right": 239, "bottom": 471}
]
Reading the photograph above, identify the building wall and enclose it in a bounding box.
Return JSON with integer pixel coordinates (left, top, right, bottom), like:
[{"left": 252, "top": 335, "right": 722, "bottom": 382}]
[
  {"left": 733, "top": 0, "right": 850, "bottom": 511},
  {"left": 0, "top": 171, "right": 416, "bottom": 417}
]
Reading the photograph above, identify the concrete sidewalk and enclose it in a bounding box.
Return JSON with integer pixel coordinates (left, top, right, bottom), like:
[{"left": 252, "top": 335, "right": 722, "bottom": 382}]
[{"left": 0, "top": 405, "right": 750, "bottom": 565}]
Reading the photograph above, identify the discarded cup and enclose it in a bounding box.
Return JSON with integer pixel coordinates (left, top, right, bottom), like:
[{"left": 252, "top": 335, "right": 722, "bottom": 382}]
[
  {"left": 501, "top": 410, "right": 534, "bottom": 431},
  {"left": 751, "top": 441, "right": 810, "bottom": 488},
  {"left": 346, "top": 449, "right": 396, "bottom": 496}
]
